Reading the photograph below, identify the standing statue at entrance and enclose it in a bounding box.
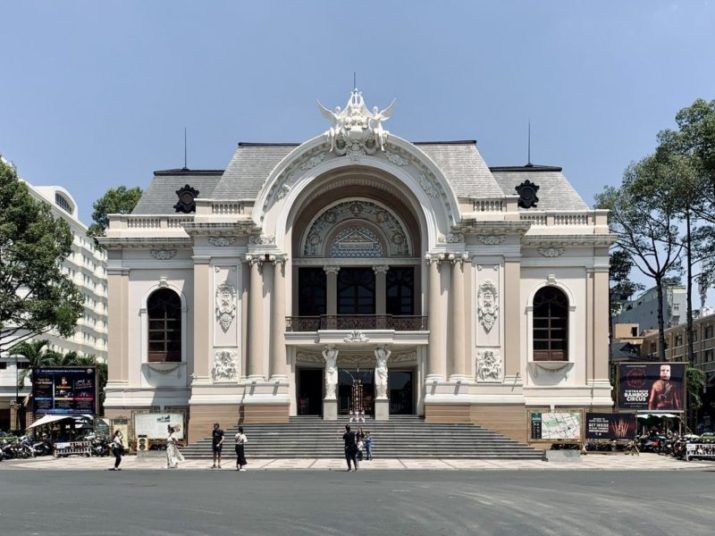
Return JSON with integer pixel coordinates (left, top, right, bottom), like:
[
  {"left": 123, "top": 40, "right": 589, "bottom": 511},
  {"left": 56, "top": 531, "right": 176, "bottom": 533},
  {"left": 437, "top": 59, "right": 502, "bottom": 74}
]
[
  {"left": 374, "top": 346, "right": 391, "bottom": 399},
  {"left": 323, "top": 346, "right": 339, "bottom": 399}
]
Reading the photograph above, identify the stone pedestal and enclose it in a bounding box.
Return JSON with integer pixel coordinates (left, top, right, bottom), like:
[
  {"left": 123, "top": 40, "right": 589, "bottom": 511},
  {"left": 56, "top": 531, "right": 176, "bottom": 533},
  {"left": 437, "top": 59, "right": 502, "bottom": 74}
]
[
  {"left": 323, "top": 399, "right": 337, "bottom": 420},
  {"left": 374, "top": 399, "right": 389, "bottom": 421}
]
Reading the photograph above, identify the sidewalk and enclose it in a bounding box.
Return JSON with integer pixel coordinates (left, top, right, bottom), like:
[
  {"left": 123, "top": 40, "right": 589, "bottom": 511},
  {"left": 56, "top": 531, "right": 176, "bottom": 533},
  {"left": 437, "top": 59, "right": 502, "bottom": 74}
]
[{"left": 2, "top": 453, "right": 714, "bottom": 471}]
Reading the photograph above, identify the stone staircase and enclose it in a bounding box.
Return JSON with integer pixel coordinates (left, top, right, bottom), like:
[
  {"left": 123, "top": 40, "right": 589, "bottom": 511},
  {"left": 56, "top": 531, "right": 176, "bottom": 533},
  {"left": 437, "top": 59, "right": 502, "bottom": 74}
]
[{"left": 181, "top": 416, "right": 545, "bottom": 460}]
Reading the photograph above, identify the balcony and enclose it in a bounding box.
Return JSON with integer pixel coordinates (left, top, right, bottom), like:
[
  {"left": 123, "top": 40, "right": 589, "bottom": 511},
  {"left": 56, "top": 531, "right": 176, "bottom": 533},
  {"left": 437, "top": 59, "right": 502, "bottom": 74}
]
[{"left": 286, "top": 315, "right": 428, "bottom": 332}]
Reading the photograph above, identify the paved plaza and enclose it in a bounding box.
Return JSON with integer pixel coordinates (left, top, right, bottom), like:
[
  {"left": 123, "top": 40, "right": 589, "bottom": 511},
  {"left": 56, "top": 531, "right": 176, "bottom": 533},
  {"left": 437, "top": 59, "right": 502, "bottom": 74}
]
[
  {"left": 1, "top": 467, "right": 714, "bottom": 536},
  {"left": 1, "top": 452, "right": 714, "bottom": 471}
]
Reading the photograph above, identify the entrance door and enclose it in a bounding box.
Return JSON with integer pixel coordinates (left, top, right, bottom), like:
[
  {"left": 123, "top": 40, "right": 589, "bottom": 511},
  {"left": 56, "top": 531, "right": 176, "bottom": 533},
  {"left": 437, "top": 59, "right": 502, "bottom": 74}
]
[
  {"left": 338, "top": 368, "right": 374, "bottom": 415},
  {"left": 297, "top": 368, "right": 323, "bottom": 415},
  {"left": 389, "top": 370, "right": 414, "bottom": 414}
]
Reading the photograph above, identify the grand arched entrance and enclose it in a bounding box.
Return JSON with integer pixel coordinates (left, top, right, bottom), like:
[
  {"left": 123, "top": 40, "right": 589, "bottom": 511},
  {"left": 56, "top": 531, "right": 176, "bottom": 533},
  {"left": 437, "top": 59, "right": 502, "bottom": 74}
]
[{"left": 286, "top": 168, "right": 427, "bottom": 419}]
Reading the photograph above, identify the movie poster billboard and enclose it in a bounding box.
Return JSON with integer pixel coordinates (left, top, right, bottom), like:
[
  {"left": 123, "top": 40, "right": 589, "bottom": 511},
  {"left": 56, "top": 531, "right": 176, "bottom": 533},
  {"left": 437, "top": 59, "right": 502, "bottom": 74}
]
[
  {"left": 617, "top": 362, "right": 686, "bottom": 412},
  {"left": 32, "top": 367, "right": 97, "bottom": 415},
  {"left": 585, "top": 413, "right": 637, "bottom": 440}
]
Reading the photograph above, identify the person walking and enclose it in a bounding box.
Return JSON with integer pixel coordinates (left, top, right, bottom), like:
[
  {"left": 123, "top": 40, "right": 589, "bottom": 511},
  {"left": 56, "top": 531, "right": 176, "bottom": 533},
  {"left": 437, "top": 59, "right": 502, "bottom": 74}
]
[
  {"left": 211, "top": 422, "right": 225, "bottom": 469},
  {"left": 166, "top": 425, "right": 185, "bottom": 469},
  {"left": 364, "top": 431, "right": 373, "bottom": 461},
  {"left": 110, "top": 430, "right": 124, "bottom": 471},
  {"left": 343, "top": 424, "right": 358, "bottom": 471},
  {"left": 234, "top": 426, "right": 248, "bottom": 471}
]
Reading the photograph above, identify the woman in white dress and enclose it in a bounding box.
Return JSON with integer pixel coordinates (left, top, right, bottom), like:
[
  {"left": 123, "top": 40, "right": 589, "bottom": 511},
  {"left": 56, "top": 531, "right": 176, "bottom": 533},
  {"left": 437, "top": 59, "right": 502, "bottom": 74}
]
[{"left": 166, "top": 425, "right": 185, "bottom": 469}]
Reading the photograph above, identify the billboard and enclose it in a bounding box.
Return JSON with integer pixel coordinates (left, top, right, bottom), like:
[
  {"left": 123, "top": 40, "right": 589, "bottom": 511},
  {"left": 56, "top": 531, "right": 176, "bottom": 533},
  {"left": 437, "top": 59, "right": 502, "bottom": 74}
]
[
  {"left": 585, "top": 413, "right": 637, "bottom": 440},
  {"left": 134, "top": 413, "right": 185, "bottom": 440},
  {"left": 32, "top": 367, "right": 97, "bottom": 415},
  {"left": 617, "top": 362, "right": 686, "bottom": 412},
  {"left": 529, "top": 411, "right": 582, "bottom": 441}
]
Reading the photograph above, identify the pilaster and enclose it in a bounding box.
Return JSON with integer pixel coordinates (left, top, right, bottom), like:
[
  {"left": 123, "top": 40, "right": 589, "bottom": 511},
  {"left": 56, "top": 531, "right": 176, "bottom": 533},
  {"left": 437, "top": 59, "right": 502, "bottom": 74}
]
[
  {"left": 324, "top": 265, "right": 340, "bottom": 316},
  {"left": 247, "top": 255, "right": 265, "bottom": 380},
  {"left": 192, "top": 257, "right": 211, "bottom": 380},
  {"left": 373, "top": 265, "right": 389, "bottom": 316},
  {"left": 504, "top": 258, "right": 521, "bottom": 377},
  {"left": 269, "top": 257, "right": 288, "bottom": 380}
]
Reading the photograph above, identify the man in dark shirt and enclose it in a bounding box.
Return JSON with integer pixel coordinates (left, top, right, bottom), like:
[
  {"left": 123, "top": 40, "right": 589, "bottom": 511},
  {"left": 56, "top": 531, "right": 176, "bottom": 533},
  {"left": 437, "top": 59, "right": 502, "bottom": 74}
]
[
  {"left": 211, "top": 422, "right": 225, "bottom": 469},
  {"left": 342, "top": 425, "right": 358, "bottom": 471}
]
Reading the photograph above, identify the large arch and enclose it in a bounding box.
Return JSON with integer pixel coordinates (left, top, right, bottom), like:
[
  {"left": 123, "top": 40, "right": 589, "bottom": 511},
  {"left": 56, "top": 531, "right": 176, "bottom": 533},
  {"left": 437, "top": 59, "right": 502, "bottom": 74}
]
[{"left": 253, "top": 135, "right": 461, "bottom": 252}]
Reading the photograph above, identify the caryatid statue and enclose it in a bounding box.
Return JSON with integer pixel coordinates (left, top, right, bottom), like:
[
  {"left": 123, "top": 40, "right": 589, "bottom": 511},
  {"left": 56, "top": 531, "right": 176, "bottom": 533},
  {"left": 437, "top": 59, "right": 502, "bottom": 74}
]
[
  {"left": 322, "top": 345, "right": 339, "bottom": 400},
  {"left": 374, "top": 346, "right": 391, "bottom": 399}
]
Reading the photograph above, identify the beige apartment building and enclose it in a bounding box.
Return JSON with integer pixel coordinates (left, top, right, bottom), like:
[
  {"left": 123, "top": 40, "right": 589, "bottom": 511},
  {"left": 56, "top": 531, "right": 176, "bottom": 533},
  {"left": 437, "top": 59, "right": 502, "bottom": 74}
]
[{"left": 101, "top": 90, "right": 613, "bottom": 444}]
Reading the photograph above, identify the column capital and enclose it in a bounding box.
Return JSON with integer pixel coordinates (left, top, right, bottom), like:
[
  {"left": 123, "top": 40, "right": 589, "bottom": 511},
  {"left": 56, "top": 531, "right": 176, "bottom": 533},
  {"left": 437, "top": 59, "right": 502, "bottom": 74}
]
[
  {"left": 424, "top": 253, "right": 445, "bottom": 265},
  {"left": 323, "top": 265, "right": 341, "bottom": 274},
  {"left": 245, "top": 254, "right": 264, "bottom": 267},
  {"left": 372, "top": 265, "right": 390, "bottom": 274},
  {"left": 448, "top": 252, "right": 469, "bottom": 265}
]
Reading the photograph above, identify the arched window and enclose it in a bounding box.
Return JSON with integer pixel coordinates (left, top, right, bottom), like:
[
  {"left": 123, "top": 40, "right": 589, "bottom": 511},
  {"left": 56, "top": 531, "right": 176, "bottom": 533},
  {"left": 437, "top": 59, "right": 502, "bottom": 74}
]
[
  {"left": 533, "top": 287, "right": 569, "bottom": 362},
  {"left": 147, "top": 289, "right": 182, "bottom": 362}
]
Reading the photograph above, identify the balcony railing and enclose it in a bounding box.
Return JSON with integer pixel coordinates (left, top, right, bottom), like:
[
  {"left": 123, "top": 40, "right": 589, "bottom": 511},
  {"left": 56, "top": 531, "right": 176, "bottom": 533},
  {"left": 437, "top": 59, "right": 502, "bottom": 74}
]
[{"left": 286, "top": 315, "right": 428, "bottom": 332}]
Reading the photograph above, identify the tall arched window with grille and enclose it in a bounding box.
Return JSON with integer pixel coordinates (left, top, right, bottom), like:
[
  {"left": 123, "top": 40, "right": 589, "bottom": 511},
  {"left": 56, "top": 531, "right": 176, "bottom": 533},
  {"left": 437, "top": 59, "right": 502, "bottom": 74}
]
[
  {"left": 147, "top": 289, "right": 182, "bottom": 362},
  {"left": 533, "top": 286, "right": 569, "bottom": 361}
]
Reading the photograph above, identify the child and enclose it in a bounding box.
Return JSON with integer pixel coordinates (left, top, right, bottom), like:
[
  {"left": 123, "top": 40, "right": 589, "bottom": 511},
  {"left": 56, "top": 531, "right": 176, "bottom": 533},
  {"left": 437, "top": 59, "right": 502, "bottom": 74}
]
[{"left": 364, "top": 432, "right": 373, "bottom": 461}]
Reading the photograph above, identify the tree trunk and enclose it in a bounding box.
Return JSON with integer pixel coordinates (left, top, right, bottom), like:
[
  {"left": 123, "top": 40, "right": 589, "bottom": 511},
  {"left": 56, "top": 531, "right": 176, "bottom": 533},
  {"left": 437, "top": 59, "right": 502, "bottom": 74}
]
[
  {"left": 656, "top": 275, "right": 666, "bottom": 361},
  {"left": 686, "top": 208, "right": 695, "bottom": 366}
]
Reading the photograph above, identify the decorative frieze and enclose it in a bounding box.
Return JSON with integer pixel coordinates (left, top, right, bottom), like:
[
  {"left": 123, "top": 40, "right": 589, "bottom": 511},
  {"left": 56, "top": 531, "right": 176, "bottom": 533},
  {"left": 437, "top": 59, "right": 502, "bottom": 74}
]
[
  {"left": 477, "top": 280, "right": 499, "bottom": 333},
  {"left": 208, "top": 237, "right": 236, "bottom": 247},
  {"left": 479, "top": 235, "right": 505, "bottom": 245},
  {"left": 538, "top": 247, "right": 565, "bottom": 257},
  {"left": 343, "top": 330, "right": 369, "bottom": 343},
  {"left": 476, "top": 350, "right": 503, "bottom": 382},
  {"left": 215, "top": 283, "right": 237, "bottom": 332},
  {"left": 212, "top": 350, "right": 238, "bottom": 382},
  {"left": 150, "top": 249, "right": 177, "bottom": 260}
]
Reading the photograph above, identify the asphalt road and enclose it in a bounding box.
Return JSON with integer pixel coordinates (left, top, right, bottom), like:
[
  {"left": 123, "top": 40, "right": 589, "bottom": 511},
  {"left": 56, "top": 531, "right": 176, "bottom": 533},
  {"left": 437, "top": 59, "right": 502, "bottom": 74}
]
[{"left": 1, "top": 470, "right": 713, "bottom": 536}]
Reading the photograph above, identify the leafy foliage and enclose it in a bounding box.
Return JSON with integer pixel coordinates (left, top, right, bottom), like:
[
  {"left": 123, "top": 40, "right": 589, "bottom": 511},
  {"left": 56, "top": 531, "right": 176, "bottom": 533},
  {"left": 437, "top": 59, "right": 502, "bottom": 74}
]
[
  {"left": 87, "top": 186, "right": 142, "bottom": 239},
  {"left": 0, "top": 157, "right": 83, "bottom": 350},
  {"left": 687, "top": 367, "right": 706, "bottom": 410}
]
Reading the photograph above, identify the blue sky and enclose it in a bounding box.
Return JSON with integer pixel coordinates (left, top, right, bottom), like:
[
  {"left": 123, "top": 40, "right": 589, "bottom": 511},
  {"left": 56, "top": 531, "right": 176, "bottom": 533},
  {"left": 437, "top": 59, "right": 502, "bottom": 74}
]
[{"left": 1, "top": 0, "right": 714, "bottom": 226}]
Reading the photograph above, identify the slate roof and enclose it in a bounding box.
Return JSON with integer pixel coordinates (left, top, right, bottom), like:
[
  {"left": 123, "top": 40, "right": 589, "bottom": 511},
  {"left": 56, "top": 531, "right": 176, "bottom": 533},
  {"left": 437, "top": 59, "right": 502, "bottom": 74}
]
[
  {"left": 416, "top": 141, "right": 504, "bottom": 198},
  {"left": 132, "top": 144, "right": 589, "bottom": 214},
  {"left": 212, "top": 143, "right": 296, "bottom": 200},
  {"left": 132, "top": 169, "right": 223, "bottom": 214},
  {"left": 489, "top": 165, "right": 589, "bottom": 211}
]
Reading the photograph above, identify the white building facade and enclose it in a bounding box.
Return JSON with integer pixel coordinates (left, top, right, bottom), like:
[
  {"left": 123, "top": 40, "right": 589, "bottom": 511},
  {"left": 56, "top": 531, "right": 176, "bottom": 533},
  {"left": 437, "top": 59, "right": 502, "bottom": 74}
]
[{"left": 102, "top": 91, "right": 613, "bottom": 443}]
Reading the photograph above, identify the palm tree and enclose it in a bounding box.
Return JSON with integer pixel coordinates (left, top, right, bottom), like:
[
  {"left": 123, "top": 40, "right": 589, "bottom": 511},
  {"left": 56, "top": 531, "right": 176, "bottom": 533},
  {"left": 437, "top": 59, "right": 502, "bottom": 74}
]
[{"left": 8, "top": 339, "right": 61, "bottom": 388}]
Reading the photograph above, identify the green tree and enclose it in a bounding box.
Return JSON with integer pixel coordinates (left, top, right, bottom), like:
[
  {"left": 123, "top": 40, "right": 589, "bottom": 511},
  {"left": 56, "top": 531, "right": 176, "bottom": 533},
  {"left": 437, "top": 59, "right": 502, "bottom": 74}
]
[
  {"left": 87, "top": 186, "right": 142, "bottom": 240},
  {"left": 8, "top": 339, "right": 60, "bottom": 388},
  {"left": 0, "top": 157, "right": 84, "bottom": 352},
  {"left": 595, "top": 155, "right": 683, "bottom": 360}
]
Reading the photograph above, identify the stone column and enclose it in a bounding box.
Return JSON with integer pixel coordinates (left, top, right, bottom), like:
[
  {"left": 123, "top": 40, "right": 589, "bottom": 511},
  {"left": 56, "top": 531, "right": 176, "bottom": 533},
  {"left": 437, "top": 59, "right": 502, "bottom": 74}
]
[
  {"left": 246, "top": 256, "right": 265, "bottom": 380},
  {"left": 449, "top": 254, "right": 467, "bottom": 381},
  {"left": 106, "top": 267, "right": 129, "bottom": 385},
  {"left": 373, "top": 265, "right": 389, "bottom": 318},
  {"left": 322, "top": 345, "right": 338, "bottom": 420},
  {"left": 324, "top": 265, "right": 340, "bottom": 327},
  {"left": 374, "top": 346, "right": 391, "bottom": 420},
  {"left": 426, "top": 255, "right": 446, "bottom": 382},
  {"left": 192, "top": 258, "right": 211, "bottom": 381},
  {"left": 593, "top": 268, "right": 610, "bottom": 380},
  {"left": 503, "top": 258, "right": 521, "bottom": 377},
  {"left": 269, "top": 258, "right": 288, "bottom": 380}
]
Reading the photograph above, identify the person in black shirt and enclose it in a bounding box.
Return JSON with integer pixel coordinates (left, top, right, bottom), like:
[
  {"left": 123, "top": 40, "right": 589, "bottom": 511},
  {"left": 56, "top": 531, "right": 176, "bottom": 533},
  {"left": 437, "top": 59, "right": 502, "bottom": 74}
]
[
  {"left": 342, "top": 424, "right": 358, "bottom": 471},
  {"left": 211, "top": 423, "right": 225, "bottom": 469}
]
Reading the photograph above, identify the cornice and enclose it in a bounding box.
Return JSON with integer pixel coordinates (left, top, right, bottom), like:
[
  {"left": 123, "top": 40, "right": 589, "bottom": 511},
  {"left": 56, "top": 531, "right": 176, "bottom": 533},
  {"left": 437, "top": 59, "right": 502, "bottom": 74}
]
[
  {"left": 182, "top": 221, "right": 259, "bottom": 238},
  {"left": 455, "top": 220, "right": 532, "bottom": 236},
  {"left": 522, "top": 233, "right": 614, "bottom": 248}
]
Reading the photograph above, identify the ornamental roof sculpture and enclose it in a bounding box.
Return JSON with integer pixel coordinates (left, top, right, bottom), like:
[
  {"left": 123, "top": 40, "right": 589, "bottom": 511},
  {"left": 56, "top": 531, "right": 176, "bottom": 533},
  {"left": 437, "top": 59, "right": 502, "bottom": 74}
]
[{"left": 318, "top": 89, "right": 396, "bottom": 158}]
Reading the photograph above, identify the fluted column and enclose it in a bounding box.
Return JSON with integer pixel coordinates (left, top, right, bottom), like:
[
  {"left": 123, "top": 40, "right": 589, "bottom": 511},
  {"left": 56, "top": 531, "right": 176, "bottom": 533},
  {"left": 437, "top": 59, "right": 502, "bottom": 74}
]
[
  {"left": 247, "top": 256, "right": 265, "bottom": 380},
  {"left": 373, "top": 265, "right": 389, "bottom": 317},
  {"left": 426, "top": 254, "right": 446, "bottom": 381},
  {"left": 324, "top": 265, "right": 340, "bottom": 317},
  {"left": 270, "top": 258, "right": 288, "bottom": 380},
  {"left": 449, "top": 254, "right": 467, "bottom": 381}
]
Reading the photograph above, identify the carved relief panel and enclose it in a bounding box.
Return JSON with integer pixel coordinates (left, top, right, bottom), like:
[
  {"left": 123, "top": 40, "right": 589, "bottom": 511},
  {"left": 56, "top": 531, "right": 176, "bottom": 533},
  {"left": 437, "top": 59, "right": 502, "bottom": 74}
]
[
  {"left": 213, "top": 263, "right": 240, "bottom": 349},
  {"left": 475, "top": 264, "right": 501, "bottom": 349}
]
